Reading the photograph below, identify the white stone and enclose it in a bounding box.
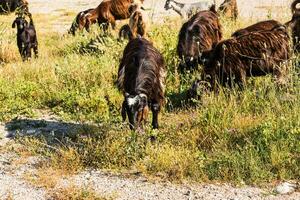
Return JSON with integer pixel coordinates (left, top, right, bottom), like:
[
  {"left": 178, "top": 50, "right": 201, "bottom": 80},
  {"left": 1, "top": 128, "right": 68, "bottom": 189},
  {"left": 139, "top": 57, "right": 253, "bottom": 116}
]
[{"left": 275, "top": 182, "right": 297, "bottom": 195}]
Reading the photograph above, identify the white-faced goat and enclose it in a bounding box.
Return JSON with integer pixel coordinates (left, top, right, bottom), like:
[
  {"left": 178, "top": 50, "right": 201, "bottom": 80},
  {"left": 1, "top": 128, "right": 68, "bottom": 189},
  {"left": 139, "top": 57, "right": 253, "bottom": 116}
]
[
  {"left": 164, "top": 0, "right": 214, "bottom": 19},
  {"left": 117, "top": 38, "right": 166, "bottom": 130}
]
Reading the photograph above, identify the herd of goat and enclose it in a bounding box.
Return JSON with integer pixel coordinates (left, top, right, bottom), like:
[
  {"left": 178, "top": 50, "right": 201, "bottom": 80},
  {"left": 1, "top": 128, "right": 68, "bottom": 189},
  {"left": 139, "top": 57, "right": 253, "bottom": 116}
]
[{"left": 1, "top": 0, "right": 300, "bottom": 130}]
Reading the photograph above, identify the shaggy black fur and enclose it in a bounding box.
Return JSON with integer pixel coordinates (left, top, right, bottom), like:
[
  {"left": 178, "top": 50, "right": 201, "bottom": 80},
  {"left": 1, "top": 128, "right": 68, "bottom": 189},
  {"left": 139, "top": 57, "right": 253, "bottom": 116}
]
[{"left": 118, "top": 38, "right": 165, "bottom": 129}]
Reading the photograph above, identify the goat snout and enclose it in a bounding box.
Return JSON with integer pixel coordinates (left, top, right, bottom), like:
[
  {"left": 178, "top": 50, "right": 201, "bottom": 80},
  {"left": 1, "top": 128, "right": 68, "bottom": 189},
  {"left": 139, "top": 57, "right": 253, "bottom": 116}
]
[{"left": 184, "top": 56, "right": 197, "bottom": 66}]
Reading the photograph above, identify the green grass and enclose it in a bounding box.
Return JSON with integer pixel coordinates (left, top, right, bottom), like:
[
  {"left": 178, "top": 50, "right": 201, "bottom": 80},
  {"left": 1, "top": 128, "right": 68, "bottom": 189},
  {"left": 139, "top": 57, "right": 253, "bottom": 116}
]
[{"left": 0, "top": 13, "right": 299, "bottom": 185}]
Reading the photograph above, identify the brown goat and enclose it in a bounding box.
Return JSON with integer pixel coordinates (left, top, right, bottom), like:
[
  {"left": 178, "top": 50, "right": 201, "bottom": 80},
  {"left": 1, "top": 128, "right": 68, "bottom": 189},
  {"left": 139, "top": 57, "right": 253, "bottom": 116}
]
[
  {"left": 287, "top": 0, "right": 300, "bottom": 52},
  {"left": 68, "top": 9, "right": 94, "bottom": 35},
  {"left": 177, "top": 5, "right": 222, "bottom": 72},
  {"left": 129, "top": 9, "right": 147, "bottom": 38},
  {"left": 202, "top": 26, "right": 290, "bottom": 91},
  {"left": 218, "top": 0, "right": 238, "bottom": 20},
  {"left": 231, "top": 20, "right": 283, "bottom": 38},
  {"left": 69, "top": 0, "right": 144, "bottom": 34},
  {"left": 118, "top": 38, "right": 165, "bottom": 130},
  {"left": 118, "top": 4, "right": 147, "bottom": 40}
]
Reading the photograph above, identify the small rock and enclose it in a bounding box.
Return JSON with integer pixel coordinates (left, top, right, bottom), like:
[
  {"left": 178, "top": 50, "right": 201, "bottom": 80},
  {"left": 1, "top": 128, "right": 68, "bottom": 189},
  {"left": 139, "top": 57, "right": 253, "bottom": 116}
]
[
  {"left": 275, "top": 182, "right": 297, "bottom": 194},
  {"left": 26, "top": 130, "right": 36, "bottom": 135},
  {"left": 184, "top": 190, "right": 191, "bottom": 196}
]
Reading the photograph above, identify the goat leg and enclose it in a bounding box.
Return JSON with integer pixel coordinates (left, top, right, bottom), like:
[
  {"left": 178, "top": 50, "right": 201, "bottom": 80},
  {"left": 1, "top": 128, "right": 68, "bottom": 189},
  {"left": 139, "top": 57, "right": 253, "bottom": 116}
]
[
  {"left": 151, "top": 102, "right": 160, "bottom": 129},
  {"left": 26, "top": 45, "right": 31, "bottom": 60},
  {"left": 33, "top": 44, "right": 38, "bottom": 58}
]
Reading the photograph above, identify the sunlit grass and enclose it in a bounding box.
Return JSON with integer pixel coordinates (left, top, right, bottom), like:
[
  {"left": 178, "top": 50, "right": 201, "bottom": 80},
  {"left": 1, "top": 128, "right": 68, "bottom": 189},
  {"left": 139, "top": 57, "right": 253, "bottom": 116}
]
[{"left": 0, "top": 12, "right": 299, "bottom": 185}]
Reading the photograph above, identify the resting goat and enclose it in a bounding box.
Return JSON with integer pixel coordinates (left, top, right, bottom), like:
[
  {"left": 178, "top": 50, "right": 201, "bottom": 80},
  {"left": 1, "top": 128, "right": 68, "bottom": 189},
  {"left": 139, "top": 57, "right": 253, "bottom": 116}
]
[
  {"left": 164, "top": 0, "right": 214, "bottom": 19},
  {"left": 118, "top": 38, "right": 166, "bottom": 130},
  {"left": 204, "top": 26, "right": 290, "bottom": 91},
  {"left": 12, "top": 14, "right": 38, "bottom": 61},
  {"left": 231, "top": 20, "right": 283, "bottom": 38},
  {"left": 188, "top": 26, "right": 290, "bottom": 100}
]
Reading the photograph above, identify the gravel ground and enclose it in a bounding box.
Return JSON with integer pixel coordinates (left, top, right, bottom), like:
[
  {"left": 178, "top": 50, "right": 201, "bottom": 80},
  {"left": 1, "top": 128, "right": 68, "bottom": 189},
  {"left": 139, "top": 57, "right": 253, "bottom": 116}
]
[
  {"left": 60, "top": 170, "right": 298, "bottom": 200},
  {"left": 0, "top": 118, "right": 299, "bottom": 200},
  {"left": 0, "top": 152, "right": 47, "bottom": 200}
]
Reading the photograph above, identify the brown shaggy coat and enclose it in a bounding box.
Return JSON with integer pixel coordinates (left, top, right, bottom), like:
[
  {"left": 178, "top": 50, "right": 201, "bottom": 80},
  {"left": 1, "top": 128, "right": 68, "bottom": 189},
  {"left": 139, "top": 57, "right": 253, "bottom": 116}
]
[
  {"left": 177, "top": 5, "right": 222, "bottom": 71},
  {"left": 129, "top": 9, "right": 146, "bottom": 39},
  {"left": 68, "top": 9, "right": 94, "bottom": 35},
  {"left": 231, "top": 20, "right": 283, "bottom": 38},
  {"left": 118, "top": 38, "right": 165, "bottom": 129},
  {"left": 203, "top": 26, "right": 290, "bottom": 90},
  {"left": 70, "top": 0, "right": 143, "bottom": 34},
  {"left": 218, "top": 0, "right": 238, "bottom": 20},
  {"left": 119, "top": 4, "right": 147, "bottom": 40}
]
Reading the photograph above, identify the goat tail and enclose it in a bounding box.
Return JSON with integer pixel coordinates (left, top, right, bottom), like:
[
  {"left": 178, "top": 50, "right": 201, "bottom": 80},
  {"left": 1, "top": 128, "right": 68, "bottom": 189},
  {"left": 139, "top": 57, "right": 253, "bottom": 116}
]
[{"left": 291, "top": 0, "right": 300, "bottom": 13}]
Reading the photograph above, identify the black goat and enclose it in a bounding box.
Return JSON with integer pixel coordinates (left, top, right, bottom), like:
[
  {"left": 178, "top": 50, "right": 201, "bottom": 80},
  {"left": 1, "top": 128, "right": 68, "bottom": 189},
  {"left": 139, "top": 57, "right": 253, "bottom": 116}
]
[
  {"left": 12, "top": 14, "right": 38, "bottom": 61},
  {"left": 117, "top": 38, "right": 166, "bottom": 130}
]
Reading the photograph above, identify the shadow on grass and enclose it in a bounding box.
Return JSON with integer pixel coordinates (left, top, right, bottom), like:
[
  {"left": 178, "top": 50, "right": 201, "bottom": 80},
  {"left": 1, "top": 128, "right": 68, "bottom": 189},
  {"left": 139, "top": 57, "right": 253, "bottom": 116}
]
[
  {"left": 165, "top": 90, "right": 189, "bottom": 111},
  {"left": 3, "top": 118, "right": 109, "bottom": 144}
]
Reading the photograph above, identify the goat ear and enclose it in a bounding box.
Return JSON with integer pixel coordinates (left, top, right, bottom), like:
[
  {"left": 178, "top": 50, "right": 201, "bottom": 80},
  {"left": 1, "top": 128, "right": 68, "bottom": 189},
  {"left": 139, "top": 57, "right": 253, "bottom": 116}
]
[
  {"left": 12, "top": 20, "right": 17, "bottom": 28},
  {"left": 121, "top": 101, "right": 127, "bottom": 121}
]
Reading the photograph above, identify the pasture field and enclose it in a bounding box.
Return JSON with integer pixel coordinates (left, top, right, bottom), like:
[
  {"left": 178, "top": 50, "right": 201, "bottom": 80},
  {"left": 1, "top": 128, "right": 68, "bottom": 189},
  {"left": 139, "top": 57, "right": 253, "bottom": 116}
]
[{"left": 0, "top": 8, "right": 299, "bottom": 188}]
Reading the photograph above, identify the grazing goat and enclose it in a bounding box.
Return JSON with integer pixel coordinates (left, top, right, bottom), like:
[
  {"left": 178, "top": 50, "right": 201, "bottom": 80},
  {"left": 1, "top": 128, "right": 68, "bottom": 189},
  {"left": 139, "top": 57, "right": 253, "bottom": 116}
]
[
  {"left": 69, "top": 0, "right": 144, "bottom": 34},
  {"left": 119, "top": 4, "right": 147, "bottom": 40},
  {"left": 164, "top": 0, "right": 214, "bottom": 19},
  {"left": 218, "top": 0, "right": 238, "bottom": 20},
  {"left": 177, "top": 5, "right": 222, "bottom": 72},
  {"left": 231, "top": 20, "right": 283, "bottom": 37},
  {"left": 12, "top": 13, "right": 38, "bottom": 61},
  {"left": 202, "top": 26, "right": 290, "bottom": 91},
  {"left": 0, "top": 0, "right": 28, "bottom": 14},
  {"left": 118, "top": 38, "right": 166, "bottom": 130},
  {"left": 286, "top": 0, "right": 300, "bottom": 52},
  {"left": 68, "top": 9, "right": 94, "bottom": 35}
]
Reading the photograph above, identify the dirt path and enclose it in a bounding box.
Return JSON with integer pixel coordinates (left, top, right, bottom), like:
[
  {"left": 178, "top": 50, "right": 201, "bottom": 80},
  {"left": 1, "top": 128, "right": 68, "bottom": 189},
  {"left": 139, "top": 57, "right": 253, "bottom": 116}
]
[
  {"left": 27, "top": 0, "right": 292, "bottom": 19},
  {"left": 0, "top": 117, "right": 299, "bottom": 200},
  {"left": 61, "top": 171, "right": 299, "bottom": 200},
  {"left": 0, "top": 152, "right": 47, "bottom": 200},
  {"left": 25, "top": 0, "right": 292, "bottom": 35}
]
